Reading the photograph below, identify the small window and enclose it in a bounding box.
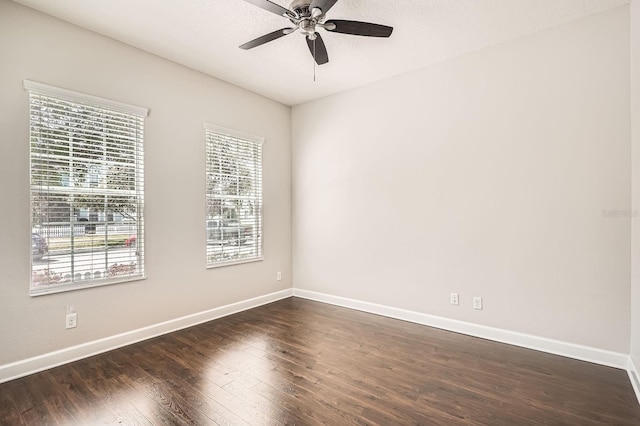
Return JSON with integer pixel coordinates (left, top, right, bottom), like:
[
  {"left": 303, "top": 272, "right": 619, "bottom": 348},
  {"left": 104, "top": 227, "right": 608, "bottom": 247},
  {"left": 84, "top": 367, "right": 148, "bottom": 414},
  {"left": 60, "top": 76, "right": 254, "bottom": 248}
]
[
  {"left": 26, "top": 80, "right": 147, "bottom": 296},
  {"left": 204, "top": 123, "right": 263, "bottom": 267}
]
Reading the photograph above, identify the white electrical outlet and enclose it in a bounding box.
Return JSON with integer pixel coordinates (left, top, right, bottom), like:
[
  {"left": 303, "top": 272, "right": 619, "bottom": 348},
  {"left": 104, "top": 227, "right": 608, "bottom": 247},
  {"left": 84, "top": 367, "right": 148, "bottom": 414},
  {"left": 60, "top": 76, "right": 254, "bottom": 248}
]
[
  {"left": 277, "top": 271, "right": 282, "bottom": 281},
  {"left": 473, "top": 297, "right": 483, "bottom": 310},
  {"left": 66, "top": 312, "right": 77, "bottom": 329},
  {"left": 450, "top": 293, "right": 459, "bottom": 305}
]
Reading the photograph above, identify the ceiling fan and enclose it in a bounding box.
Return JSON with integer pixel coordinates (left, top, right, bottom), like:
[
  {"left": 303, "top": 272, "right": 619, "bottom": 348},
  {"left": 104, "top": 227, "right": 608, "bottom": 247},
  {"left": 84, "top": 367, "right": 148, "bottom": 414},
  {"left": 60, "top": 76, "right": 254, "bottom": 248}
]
[{"left": 240, "top": 0, "right": 393, "bottom": 65}]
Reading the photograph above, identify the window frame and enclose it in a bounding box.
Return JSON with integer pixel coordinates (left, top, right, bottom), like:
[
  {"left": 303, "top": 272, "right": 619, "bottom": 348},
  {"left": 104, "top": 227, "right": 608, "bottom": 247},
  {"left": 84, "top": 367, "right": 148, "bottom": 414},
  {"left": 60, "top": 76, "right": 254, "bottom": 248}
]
[
  {"left": 204, "top": 123, "right": 264, "bottom": 268},
  {"left": 25, "top": 80, "right": 148, "bottom": 296}
]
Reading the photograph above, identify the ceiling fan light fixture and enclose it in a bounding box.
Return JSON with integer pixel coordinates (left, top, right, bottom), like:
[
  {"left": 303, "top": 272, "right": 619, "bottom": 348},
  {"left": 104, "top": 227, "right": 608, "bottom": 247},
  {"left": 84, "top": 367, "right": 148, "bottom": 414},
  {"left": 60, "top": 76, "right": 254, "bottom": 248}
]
[{"left": 300, "top": 19, "right": 316, "bottom": 36}]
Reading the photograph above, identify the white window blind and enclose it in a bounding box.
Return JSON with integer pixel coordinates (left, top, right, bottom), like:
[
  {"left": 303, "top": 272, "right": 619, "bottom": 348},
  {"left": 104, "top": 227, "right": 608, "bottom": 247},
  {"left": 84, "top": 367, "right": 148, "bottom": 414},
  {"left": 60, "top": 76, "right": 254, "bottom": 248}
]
[
  {"left": 25, "top": 80, "right": 147, "bottom": 296},
  {"left": 204, "top": 123, "right": 263, "bottom": 267}
]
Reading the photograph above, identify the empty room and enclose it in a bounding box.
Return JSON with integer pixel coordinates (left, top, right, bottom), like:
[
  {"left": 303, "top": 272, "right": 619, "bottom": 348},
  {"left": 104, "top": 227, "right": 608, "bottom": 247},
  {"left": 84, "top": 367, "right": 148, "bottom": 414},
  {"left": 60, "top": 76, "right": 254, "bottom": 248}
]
[{"left": 1, "top": 0, "right": 640, "bottom": 424}]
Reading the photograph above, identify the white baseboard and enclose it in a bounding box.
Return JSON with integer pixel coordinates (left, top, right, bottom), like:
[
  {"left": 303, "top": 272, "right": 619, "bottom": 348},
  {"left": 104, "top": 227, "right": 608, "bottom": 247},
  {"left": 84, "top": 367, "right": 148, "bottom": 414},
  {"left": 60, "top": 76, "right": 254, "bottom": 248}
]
[
  {"left": 292, "top": 288, "right": 629, "bottom": 370},
  {"left": 3, "top": 285, "right": 637, "bottom": 405},
  {"left": 629, "top": 357, "right": 640, "bottom": 405},
  {"left": 0, "top": 289, "right": 293, "bottom": 384}
]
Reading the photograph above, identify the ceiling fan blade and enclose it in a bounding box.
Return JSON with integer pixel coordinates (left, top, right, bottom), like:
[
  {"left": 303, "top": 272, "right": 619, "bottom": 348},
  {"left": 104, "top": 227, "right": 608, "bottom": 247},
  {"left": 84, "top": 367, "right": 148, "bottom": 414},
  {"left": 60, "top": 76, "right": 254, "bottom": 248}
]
[
  {"left": 325, "top": 20, "right": 393, "bottom": 37},
  {"left": 240, "top": 28, "right": 294, "bottom": 50},
  {"left": 309, "top": 0, "right": 339, "bottom": 15},
  {"left": 243, "top": 0, "right": 292, "bottom": 18},
  {"left": 306, "top": 33, "right": 329, "bottom": 65}
]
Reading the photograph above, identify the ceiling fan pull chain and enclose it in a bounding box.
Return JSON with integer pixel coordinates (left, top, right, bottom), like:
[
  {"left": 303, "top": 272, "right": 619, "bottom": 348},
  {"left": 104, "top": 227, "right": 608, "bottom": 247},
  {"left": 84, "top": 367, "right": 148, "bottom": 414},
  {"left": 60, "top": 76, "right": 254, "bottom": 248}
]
[{"left": 313, "top": 37, "right": 316, "bottom": 82}]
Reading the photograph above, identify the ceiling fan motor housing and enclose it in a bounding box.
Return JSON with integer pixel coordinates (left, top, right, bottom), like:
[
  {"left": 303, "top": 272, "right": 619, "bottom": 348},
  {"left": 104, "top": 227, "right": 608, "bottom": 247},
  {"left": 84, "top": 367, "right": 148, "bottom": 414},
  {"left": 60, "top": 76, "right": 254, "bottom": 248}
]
[
  {"left": 289, "top": 0, "right": 325, "bottom": 36},
  {"left": 289, "top": 0, "right": 312, "bottom": 18}
]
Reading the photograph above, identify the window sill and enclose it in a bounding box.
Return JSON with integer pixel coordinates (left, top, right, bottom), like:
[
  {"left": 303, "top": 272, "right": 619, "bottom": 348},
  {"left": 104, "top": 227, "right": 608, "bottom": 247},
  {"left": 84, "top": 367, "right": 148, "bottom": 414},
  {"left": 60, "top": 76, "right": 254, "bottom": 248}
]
[
  {"left": 30, "top": 274, "right": 147, "bottom": 297},
  {"left": 206, "top": 257, "right": 263, "bottom": 269}
]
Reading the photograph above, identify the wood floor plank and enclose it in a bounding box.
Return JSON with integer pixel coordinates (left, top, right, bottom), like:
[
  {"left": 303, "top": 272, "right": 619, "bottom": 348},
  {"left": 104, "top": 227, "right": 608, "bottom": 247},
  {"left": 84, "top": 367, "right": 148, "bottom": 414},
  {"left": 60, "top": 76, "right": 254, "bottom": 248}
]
[
  {"left": 0, "top": 376, "right": 54, "bottom": 425},
  {"left": 126, "top": 345, "right": 255, "bottom": 426},
  {"left": 0, "top": 389, "right": 21, "bottom": 425},
  {"left": 1, "top": 297, "right": 640, "bottom": 425},
  {"left": 66, "top": 362, "right": 154, "bottom": 425}
]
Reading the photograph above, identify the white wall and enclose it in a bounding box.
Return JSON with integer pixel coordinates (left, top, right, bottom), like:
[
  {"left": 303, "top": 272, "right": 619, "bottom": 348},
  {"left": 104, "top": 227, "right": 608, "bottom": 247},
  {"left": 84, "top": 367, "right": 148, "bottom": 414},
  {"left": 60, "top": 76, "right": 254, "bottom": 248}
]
[
  {"left": 631, "top": 0, "right": 640, "bottom": 369},
  {"left": 293, "top": 6, "right": 631, "bottom": 352},
  {"left": 0, "top": 1, "right": 291, "bottom": 365}
]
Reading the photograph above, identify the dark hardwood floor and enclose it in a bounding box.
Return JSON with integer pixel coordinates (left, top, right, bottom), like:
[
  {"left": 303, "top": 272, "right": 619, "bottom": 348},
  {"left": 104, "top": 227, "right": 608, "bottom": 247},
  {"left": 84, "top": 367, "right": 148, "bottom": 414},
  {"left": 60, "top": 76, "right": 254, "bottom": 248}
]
[{"left": 1, "top": 297, "right": 639, "bottom": 425}]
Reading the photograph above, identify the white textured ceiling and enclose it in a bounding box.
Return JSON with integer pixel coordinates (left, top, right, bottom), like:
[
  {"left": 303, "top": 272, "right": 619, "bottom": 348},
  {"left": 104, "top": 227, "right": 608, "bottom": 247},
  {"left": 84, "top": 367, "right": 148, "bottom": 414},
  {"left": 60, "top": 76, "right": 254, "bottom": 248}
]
[{"left": 12, "top": 0, "right": 630, "bottom": 106}]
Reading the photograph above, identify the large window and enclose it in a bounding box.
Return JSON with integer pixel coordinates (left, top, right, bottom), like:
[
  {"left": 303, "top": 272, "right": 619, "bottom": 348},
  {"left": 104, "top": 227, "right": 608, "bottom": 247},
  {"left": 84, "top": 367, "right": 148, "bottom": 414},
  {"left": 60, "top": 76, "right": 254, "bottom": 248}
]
[
  {"left": 204, "top": 123, "right": 263, "bottom": 267},
  {"left": 26, "top": 80, "right": 147, "bottom": 296}
]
